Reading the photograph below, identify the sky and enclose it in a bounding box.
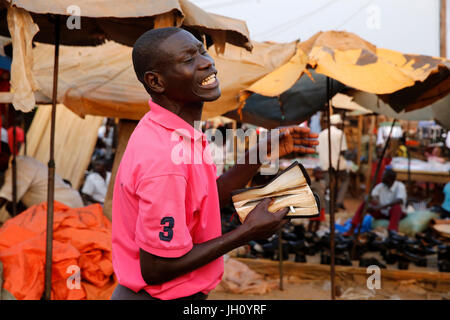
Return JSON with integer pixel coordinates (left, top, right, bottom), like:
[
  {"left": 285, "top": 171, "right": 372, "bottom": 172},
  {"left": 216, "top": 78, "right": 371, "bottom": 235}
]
[{"left": 191, "top": 0, "right": 450, "bottom": 58}]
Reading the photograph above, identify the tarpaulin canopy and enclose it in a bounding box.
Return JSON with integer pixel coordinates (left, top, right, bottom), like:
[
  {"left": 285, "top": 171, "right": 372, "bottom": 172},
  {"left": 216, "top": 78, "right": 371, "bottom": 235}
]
[
  {"left": 340, "top": 90, "right": 450, "bottom": 130},
  {"left": 23, "top": 104, "right": 104, "bottom": 190},
  {"left": 224, "top": 69, "right": 346, "bottom": 129},
  {"left": 0, "top": 0, "right": 252, "bottom": 50},
  {"left": 243, "top": 30, "right": 450, "bottom": 114},
  {"left": 30, "top": 40, "right": 297, "bottom": 120},
  {"left": 0, "top": 0, "right": 253, "bottom": 112}
]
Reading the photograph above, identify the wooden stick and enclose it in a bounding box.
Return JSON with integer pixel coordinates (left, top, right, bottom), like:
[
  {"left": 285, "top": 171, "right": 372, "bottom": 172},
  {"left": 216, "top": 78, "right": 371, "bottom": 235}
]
[
  {"left": 326, "top": 77, "right": 336, "bottom": 300},
  {"left": 44, "top": 16, "right": 60, "bottom": 301}
]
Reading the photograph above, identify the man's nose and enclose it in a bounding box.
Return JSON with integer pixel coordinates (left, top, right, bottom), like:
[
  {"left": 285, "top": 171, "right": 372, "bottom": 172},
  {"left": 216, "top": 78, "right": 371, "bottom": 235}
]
[{"left": 198, "top": 54, "right": 214, "bottom": 70}]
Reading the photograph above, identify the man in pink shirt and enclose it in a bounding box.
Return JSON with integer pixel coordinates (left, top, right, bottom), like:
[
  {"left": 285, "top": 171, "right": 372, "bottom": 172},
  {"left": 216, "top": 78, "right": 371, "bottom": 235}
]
[{"left": 111, "top": 27, "right": 318, "bottom": 300}]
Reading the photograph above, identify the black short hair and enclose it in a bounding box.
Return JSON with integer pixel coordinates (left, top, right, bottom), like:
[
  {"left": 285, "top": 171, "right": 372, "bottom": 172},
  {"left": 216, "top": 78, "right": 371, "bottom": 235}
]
[
  {"left": 132, "top": 27, "right": 182, "bottom": 95},
  {"left": 383, "top": 168, "right": 396, "bottom": 181}
]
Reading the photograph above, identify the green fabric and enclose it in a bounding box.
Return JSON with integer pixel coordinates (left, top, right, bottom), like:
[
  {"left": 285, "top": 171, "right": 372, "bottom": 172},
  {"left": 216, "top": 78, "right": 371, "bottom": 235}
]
[
  {"left": 0, "top": 261, "right": 16, "bottom": 300},
  {"left": 372, "top": 210, "right": 439, "bottom": 237}
]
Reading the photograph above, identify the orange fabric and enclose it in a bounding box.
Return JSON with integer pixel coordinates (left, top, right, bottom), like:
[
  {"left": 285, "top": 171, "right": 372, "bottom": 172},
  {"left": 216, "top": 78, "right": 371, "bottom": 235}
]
[{"left": 0, "top": 201, "right": 117, "bottom": 300}]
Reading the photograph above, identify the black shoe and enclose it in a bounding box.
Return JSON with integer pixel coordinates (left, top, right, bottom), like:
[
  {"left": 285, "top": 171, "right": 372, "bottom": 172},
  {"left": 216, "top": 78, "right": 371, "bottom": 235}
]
[
  {"left": 398, "top": 259, "right": 410, "bottom": 270},
  {"left": 438, "top": 260, "right": 450, "bottom": 272},
  {"left": 320, "top": 252, "right": 331, "bottom": 265},
  {"left": 295, "top": 252, "right": 307, "bottom": 263},
  {"left": 359, "top": 257, "right": 386, "bottom": 269}
]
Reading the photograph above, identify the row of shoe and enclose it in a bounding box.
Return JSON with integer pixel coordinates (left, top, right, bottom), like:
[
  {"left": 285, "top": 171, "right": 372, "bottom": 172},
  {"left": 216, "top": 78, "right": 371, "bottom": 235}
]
[{"left": 245, "top": 221, "right": 450, "bottom": 273}]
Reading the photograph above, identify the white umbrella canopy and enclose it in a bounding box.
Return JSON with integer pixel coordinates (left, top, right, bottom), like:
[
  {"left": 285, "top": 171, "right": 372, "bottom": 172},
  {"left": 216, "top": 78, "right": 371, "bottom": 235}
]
[
  {"left": 31, "top": 40, "right": 296, "bottom": 120},
  {"left": 0, "top": 0, "right": 252, "bottom": 49},
  {"left": 336, "top": 90, "right": 450, "bottom": 130}
]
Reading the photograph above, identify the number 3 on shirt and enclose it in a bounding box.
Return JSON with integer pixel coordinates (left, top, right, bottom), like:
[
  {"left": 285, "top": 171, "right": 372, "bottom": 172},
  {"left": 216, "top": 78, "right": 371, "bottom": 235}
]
[{"left": 159, "top": 217, "right": 174, "bottom": 242}]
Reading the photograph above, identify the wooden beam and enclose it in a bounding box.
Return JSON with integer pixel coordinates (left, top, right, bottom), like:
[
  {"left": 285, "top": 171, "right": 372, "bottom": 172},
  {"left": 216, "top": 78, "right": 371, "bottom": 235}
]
[
  {"left": 441, "top": 0, "right": 447, "bottom": 58},
  {"left": 103, "top": 119, "right": 138, "bottom": 220},
  {"left": 235, "top": 258, "right": 450, "bottom": 286}
]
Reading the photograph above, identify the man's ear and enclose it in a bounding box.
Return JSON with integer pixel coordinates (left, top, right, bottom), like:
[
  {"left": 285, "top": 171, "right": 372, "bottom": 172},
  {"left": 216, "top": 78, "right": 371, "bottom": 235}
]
[{"left": 144, "top": 71, "right": 165, "bottom": 94}]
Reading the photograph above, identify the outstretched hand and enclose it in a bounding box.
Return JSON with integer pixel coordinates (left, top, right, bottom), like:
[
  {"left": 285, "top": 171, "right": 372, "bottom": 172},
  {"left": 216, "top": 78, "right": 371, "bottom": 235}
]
[{"left": 262, "top": 126, "right": 319, "bottom": 160}]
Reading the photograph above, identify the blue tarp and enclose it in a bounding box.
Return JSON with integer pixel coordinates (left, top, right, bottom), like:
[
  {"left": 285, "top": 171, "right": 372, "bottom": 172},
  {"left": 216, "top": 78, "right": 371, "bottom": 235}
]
[
  {"left": 0, "top": 55, "right": 11, "bottom": 71},
  {"left": 335, "top": 215, "right": 373, "bottom": 234}
]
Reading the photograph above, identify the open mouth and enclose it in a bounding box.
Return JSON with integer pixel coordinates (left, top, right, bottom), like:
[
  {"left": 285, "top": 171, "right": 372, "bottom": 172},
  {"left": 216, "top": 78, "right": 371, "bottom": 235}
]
[{"left": 200, "top": 73, "right": 218, "bottom": 87}]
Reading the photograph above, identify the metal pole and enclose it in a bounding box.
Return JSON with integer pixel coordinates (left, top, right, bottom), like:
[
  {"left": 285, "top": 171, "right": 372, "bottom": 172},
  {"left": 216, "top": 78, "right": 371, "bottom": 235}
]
[
  {"left": 326, "top": 77, "right": 336, "bottom": 300},
  {"left": 334, "top": 111, "right": 347, "bottom": 201},
  {"left": 278, "top": 229, "right": 283, "bottom": 291},
  {"left": 12, "top": 111, "right": 17, "bottom": 216},
  {"left": 44, "top": 16, "right": 60, "bottom": 301}
]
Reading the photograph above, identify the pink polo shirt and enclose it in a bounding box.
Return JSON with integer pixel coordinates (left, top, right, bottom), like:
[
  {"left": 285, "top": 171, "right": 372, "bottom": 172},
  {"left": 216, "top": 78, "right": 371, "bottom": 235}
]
[{"left": 111, "top": 100, "right": 224, "bottom": 300}]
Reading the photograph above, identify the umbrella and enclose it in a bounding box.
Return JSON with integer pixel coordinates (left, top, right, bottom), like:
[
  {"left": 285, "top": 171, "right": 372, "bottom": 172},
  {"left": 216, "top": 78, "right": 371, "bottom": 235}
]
[
  {"left": 242, "top": 30, "right": 450, "bottom": 113},
  {"left": 223, "top": 69, "right": 346, "bottom": 128},
  {"left": 0, "top": 0, "right": 251, "bottom": 49},
  {"left": 28, "top": 39, "right": 296, "bottom": 120},
  {"left": 348, "top": 90, "right": 450, "bottom": 130},
  {"left": 0, "top": 0, "right": 253, "bottom": 300}
]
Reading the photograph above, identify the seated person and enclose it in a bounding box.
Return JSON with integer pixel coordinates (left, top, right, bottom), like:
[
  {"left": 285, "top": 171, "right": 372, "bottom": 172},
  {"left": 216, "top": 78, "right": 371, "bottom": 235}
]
[
  {"left": 432, "top": 182, "right": 450, "bottom": 219},
  {"left": 425, "top": 146, "right": 445, "bottom": 164},
  {"left": 81, "top": 159, "right": 111, "bottom": 205},
  {"left": 343, "top": 168, "right": 407, "bottom": 236},
  {"left": 0, "top": 141, "right": 84, "bottom": 216}
]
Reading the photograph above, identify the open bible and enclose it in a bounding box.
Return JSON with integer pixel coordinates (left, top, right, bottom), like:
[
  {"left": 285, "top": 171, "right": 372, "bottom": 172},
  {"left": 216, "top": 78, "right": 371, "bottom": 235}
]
[{"left": 231, "top": 161, "right": 320, "bottom": 223}]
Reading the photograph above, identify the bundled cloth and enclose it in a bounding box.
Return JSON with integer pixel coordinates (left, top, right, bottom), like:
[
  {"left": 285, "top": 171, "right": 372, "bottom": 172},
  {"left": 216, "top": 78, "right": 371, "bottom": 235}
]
[{"left": 0, "top": 202, "right": 117, "bottom": 300}]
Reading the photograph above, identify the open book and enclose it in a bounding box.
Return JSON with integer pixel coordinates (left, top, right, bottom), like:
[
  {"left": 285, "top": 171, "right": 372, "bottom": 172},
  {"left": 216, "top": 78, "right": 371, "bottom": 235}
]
[{"left": 231, "top": 161, "right": 320, "bottom": 223}]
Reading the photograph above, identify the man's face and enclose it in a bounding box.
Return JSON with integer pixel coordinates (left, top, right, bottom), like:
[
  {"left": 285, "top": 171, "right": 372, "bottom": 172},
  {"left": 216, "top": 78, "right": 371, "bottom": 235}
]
[
  {"left": 382, "top": 173, "right": 395, "bottom": 188},
  {"left": 155, "top": 30, "right": 221, "bottom": 103}
]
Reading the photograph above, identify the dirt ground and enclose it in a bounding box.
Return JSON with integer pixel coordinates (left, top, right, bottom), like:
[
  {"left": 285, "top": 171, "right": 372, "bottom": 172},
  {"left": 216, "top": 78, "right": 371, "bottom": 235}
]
[
  {"left": 209, "top": 196, "right": 450, "bottom": 300},
  {"left": 209, "top": 278, "right": 450, "bottom": 300}
]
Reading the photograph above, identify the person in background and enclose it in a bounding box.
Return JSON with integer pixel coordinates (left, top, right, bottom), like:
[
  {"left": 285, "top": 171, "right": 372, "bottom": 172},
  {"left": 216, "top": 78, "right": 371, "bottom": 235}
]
[
  {"left": 343, "top": 168, "right": 407, "bottom": 236},
  {"left": 317, "top": 114, "right": 349, "bottom": 210},
  {"left": 431, "top": 182, "right": 450, "bottom": 219},
  {"left": 425, "top": 146, "right": 445, "bottom": 164},
  {"left": 0, "top": 133, "right": 84, "bottom": 216},
  {"left": 81, "top": 159, "right": 111, "bottom": 206},
  {"left": 111, "top": 27, "right": 318, "bottom": 300},
  {"left": 371, "top": 145, "right": 392, "bottom": 185}
]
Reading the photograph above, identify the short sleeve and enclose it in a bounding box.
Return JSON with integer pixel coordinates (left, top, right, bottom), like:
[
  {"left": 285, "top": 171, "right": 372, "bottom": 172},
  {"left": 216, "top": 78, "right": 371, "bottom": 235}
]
[
  {"left": 134, "top": 174, "right": 193, "bottom": 258},
  {"left": 371, "top": 183, "right": 382, "bottom": 198},
  {"left": 81, "top": 174, "right": 95, "bottom": 196},
  {"left": 396, "top": 182, "right": 407, "bottom": 204}
]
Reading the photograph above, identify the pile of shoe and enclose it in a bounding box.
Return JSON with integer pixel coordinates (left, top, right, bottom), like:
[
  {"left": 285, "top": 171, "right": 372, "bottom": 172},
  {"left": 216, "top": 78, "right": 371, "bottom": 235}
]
[{"left": 243, "top": 220, "right": 450, "bottom": 273}]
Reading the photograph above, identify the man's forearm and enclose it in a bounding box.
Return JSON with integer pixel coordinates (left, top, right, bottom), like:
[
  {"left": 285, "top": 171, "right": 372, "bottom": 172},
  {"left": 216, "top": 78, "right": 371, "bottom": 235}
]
[
  {"left": 140, "top": 223, "right": 252, "bottom": 285},
  {"left": 216, "top": 148, "right": 262, "bottom": 208},
  {"left": 379, "top": 198, "right": 403, "bottom": 210}
]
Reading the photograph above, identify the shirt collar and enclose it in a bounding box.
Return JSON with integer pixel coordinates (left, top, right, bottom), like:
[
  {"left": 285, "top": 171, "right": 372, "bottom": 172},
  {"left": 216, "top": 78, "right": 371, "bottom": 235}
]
[{"left": 147, "top": 100, "right": 205, "bottom": 142}]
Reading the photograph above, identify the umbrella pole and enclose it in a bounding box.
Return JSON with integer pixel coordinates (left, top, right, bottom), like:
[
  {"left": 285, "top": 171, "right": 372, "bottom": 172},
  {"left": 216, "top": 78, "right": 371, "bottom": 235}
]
[
  {"left": 12, "top": 111, "right": 17, "bottom": 216},
  {"left": 44, "top": 16, "right": 60, "bottom": 301},
  {"left": 326, "top": 77, "right": 336, "bottom": 300},
  {"left": 278, "top": 229, "right": 283, "bottom": 290},
  {"left": 334, "top": 111, "right": 347, "bottom": 205}
]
